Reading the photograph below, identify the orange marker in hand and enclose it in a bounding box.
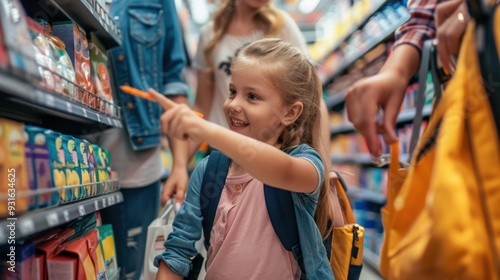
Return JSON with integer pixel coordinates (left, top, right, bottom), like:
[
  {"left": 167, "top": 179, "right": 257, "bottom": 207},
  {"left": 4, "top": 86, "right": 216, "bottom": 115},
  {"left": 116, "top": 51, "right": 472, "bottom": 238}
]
[{"left": 120, "top": 85, "right": 204, "bottom": 118}]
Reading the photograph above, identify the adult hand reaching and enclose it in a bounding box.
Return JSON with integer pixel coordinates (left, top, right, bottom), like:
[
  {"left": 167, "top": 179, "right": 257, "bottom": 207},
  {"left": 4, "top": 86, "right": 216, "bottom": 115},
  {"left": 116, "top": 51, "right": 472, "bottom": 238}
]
[
  {"left": 161, "top": 167, "right": 189, "bottom": 210},
  {"left": 435, "top": 0, "right": 469, "bottom": 75},
  {"left": 345, "top": 71, "right": 408, "bottom": 156}
]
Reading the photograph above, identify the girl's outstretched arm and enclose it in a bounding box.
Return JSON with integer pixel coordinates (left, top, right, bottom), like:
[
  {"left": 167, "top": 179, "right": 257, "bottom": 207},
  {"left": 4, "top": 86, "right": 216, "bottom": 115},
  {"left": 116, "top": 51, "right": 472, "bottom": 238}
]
[{"left": 150, "top": 89, "right": 321, "bottom": 193}]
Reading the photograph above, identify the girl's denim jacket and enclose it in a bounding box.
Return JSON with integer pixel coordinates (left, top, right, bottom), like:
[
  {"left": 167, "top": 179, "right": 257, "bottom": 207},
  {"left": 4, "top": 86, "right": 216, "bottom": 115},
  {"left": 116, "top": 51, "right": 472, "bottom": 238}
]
[
  {"left": 154, "top": 144, "right": 335, "bottom": 279},
  {"left": 109, "top": 0, "right": 189, "bottom": 151}
]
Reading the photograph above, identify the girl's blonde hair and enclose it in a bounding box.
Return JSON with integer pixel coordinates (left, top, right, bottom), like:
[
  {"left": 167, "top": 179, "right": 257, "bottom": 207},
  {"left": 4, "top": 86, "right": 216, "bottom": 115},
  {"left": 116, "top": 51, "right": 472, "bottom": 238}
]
[
  {"left": 203, "top": 0, "right": 284, "bottom": 72},
  {"left": 231, "top": 38, "right": 335, "bottom": 240}
]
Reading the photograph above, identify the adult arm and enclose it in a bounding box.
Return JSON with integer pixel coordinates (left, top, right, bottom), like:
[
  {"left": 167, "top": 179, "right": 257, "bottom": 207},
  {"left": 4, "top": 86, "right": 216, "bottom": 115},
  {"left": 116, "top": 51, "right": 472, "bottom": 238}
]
[
  {"left": 345, "top": 0, "right": 440, "bottom": 156},
  {"left": 160, "top": 0, "right": 191, "bottom": 206}
]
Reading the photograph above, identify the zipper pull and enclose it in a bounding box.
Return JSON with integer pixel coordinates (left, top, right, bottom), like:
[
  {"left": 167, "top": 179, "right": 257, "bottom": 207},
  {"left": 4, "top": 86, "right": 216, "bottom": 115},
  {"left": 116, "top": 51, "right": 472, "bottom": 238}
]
[{"left": 353, "top": 225, "right": 359, "bottom": 242}]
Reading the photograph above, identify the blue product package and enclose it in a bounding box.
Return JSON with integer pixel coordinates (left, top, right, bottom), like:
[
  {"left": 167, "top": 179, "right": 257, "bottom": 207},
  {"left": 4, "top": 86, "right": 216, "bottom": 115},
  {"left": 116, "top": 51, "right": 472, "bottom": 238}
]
[
  {"left": 45, "top": 130, "right": 67, "bottom": 203},
  {"left": 25, "top": 126, "right": 59, "bottom": 207},
  {"left": 62, "top": 135, "right": 82, "bottom": 201}
]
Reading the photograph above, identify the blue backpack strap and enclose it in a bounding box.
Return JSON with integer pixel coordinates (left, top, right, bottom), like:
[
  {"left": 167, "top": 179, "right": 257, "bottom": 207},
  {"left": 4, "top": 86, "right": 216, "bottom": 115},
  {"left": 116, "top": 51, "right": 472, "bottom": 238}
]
[
  {"left": 200, "top": 151, "right": 231, "bottom": 250},
  {"left": 264, "top": 186, "right": 306, "bottom": 277}
]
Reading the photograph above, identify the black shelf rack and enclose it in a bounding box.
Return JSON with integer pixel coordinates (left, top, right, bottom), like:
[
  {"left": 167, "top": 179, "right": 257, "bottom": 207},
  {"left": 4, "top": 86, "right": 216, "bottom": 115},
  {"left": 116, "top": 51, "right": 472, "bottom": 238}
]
[
  {"left": 0, "top": 72, "right": 122, "bottom": 135},
  {"left": 0, "top": 191, "right": 123, "bottom": 245},
  {"left": 23, "top": 0, "right": 122, "bottom": 48}
]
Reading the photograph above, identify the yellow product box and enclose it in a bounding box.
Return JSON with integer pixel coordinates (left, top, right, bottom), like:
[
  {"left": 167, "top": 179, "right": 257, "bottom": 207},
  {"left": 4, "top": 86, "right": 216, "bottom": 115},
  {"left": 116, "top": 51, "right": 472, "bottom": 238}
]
[
  {"left": 0, "top": 118, "right": 29, "bottom": 217},
  {"left": 93, "top": 144, "right": 109, "bottom": 190},
  {"left": 45, "top": 131, "right": 67, "bottom": 203},
  {"left": 97, "top": 224, "right": 118, "bottom": 279},
  {"left": 62, "top": 135, "right": 82, "bottom": 201},
  {"left": 76, "top": 138, "right": 94, "bottom": 199},
  {"left": 86, "top": 140, "right": 98, "bottom": 196}
]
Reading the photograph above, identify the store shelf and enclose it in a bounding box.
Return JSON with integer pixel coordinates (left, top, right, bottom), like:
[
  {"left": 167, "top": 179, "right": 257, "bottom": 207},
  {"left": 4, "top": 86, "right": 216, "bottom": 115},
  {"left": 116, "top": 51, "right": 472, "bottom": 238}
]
[
  {"left": 330, "top": 123, "right": 356, "bottom": 135},
  {"left": 0, "top": 72, "right": 122, "bottom": 134},
  {"left": 326, "top": 91, "right": 347, "bottom": 110},
  {"left": 323, "top": 13, "right": 410, "bottom": 85},
  {"left": 330, "top": 104, "right": 433, "bottom": 136},
  {"left": 23, "top": 0, "right": 122, "bottom": 48},
  {"left": 316, "top": 0, "right": 388, "bottom": 63},
  {"left": 0, "top": 191, "right": 123, "bottom": 245},
  {"left": 364, "top": 247, "right": 381, "bottom": 270},
  {"left": 347, "top": 187, "right": 386, "bottom": 204}
]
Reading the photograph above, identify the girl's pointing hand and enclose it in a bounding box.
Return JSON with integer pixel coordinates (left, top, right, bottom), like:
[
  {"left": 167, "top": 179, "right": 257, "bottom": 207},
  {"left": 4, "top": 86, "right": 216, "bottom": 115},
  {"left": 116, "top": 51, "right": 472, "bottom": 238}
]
[{"left": 149, "top": 89, "right": 204, "bottom": 141}]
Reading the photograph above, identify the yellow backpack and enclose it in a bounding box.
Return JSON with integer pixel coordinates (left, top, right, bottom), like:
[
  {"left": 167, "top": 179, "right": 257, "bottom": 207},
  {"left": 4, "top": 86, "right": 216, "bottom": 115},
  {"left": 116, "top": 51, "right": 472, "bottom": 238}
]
[{"left": 379, "top": 8, "right": 500, "bottom": 279}]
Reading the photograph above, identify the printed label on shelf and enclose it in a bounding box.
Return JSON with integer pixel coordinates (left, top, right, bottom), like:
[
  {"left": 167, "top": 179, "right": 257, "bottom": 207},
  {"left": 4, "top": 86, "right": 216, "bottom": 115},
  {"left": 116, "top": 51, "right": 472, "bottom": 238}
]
[
  {"left": 45, "top": 95, "right": 55, "bottom": 107},
  {"left": 94, "top": 200, "right": 99, "bottom": 211},
  {"left": 78, "top": 205, "right": 86, "bottom": 216},
  {"left": 66, "top": 102, "right": 73, "bottom": 113},
  {"left": 108, "top": 195, "right": 113, "bottom": 206},
  {"left": 63, "top": 210, "right": 70, "bottom": 222},
  {"left": 115, "top": 193, "right": 120, "bottom": 202},
  {"left": 46, "top": 212, "right": 59, "bottom": 227},
  {"left": 102, "top": 197, "right": 107, "bottom": 208},
  {"left": 96, "top": 113, "right": 101, "bottom": 122},
  {"left": 83, "top": 108, "right": 88, "bottom": 118},
  {"left": 19, "top": 219, "right": 35, "bottom": 236}
]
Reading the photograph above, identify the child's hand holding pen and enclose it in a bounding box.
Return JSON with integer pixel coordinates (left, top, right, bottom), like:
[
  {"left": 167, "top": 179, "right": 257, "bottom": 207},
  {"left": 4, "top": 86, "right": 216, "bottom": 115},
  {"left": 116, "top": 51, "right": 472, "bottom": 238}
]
[
  {"left": 147, "top": 89, "right": 205, "bottom": 141},
  {"left": 119, "top": 85, "right": 205, "bottom": 141}
]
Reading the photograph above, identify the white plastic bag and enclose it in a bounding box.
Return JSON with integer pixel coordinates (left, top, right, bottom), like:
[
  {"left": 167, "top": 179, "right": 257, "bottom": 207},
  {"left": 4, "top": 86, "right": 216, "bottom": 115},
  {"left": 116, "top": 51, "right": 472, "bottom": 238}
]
[
  {"left": 143, "top": 200, "right": 175, "bottom": 280},
  {"left": 143, "top": 200, "right": 207, "bottom": 280}
]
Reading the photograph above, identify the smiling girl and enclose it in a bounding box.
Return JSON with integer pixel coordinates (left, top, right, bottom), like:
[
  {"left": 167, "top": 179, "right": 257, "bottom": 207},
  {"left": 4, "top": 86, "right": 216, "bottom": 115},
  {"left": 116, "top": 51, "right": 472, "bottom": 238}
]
[{"left": 153, "top": 38, "right": 334, "bottom": 280}]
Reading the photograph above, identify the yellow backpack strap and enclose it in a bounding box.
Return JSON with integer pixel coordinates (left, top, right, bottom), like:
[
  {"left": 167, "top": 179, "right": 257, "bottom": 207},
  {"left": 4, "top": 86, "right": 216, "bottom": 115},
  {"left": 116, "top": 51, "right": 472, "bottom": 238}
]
[{"left": 329, "top": 170, "right": 355, "bottom": 224}]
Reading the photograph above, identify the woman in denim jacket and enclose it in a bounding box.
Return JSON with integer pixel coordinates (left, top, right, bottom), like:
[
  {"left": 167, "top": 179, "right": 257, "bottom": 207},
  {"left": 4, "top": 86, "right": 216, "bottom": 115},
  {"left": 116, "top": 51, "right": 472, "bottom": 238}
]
[{"left": 97, "top": 1, "right": 190, "bottom": 279}]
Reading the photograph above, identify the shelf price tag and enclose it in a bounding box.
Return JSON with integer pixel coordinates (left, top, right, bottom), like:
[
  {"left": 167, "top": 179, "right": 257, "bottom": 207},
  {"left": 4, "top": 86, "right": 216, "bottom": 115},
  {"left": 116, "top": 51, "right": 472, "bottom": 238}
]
[
  {"left": 63, "top": 210, "right": 70, "bottom": 222},
  {"left": 66, "top": 102, "right": 73, "bottom": 113},
  {"left": 83, "top": 108, "right": 88, "bottom": 118},
  {"left": 19, "top": 219, "right": 35, "bottom": 236},
  {"left": 108, "top": 196, "right": 112, "bottom": 206},
  {"left": 46, "top": 212, "right": 59, "bottom": 227},
  {"left": 45, "top": 95, "right": 55, "bottom": 107},
  {"left": 78, "top": 205, "right": 86, "bottom": 216},
  {"left": 102, "top": 198, "right": 107, "bottom": 208},
  {"left": 94, "top": 200, "right": 99, "bottom": 211}
]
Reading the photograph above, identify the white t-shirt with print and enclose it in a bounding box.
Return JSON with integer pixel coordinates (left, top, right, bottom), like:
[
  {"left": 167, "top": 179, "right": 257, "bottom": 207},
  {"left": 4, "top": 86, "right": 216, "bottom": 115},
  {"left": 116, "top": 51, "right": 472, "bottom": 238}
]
[{"left": 192, "top": 11, "right": 307, "bottom": 127}]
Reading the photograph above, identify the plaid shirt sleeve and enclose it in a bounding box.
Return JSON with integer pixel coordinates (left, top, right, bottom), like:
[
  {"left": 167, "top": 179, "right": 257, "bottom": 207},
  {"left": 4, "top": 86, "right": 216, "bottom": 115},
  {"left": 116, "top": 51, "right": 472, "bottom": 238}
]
[{"left": 393, "top": 0, "right": 446, "bottom": 53}]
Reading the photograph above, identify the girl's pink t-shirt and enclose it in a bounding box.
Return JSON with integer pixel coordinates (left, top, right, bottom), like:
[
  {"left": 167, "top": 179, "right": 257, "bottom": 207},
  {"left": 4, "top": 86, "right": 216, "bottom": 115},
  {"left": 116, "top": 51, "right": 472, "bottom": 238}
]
[{"left": 205, "top": 173, "right": 301, "bottom": 280}]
